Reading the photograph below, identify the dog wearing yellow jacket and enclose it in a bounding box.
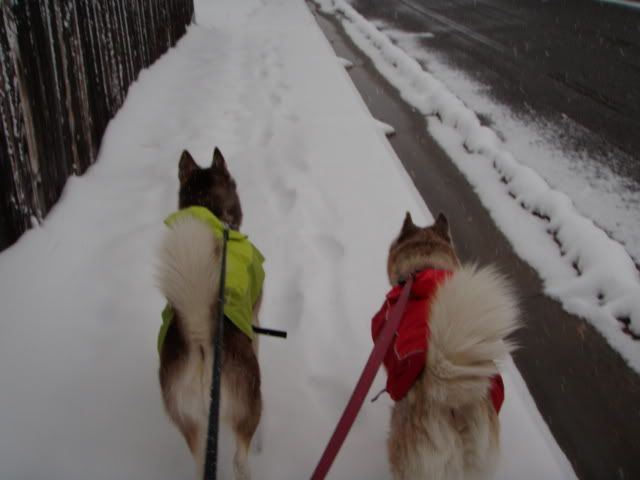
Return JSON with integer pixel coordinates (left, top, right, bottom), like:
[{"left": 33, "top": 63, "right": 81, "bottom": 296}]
[{"left": 156, "top": 148, "right": 264, "bottom": 480}]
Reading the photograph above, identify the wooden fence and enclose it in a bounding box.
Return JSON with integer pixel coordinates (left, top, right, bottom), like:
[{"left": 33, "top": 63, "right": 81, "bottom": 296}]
[{"left": 0, "top": 0, "right": 193, "bottom": 251}]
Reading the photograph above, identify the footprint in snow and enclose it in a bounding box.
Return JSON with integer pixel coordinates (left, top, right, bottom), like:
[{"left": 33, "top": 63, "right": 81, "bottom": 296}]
[
  {"left": 269, "top": 91, "right": 282, "bottom": 106},
  {"left": 315, "top": 234, "right": 346, "bottom": 261},
  {"left": 269, "top": 174, "right": 298, "bottom": 213},
  {"left": 308, "top": 373, "right": 352, "bottom": 413},
  {"left": 272, "top": 270, "right": 304, "bottom": 333}
]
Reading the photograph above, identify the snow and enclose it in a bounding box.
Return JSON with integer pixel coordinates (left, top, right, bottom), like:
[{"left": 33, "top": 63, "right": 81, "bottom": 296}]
[
  {"left": 0, "top": 0, "right": 574, "bottom": 479},
  {"left": 374, "top": 118, "right": 396, "bottom": 137},
  {"left": 337, "top": 56, "right": 354, "bottom": 69},
  {"left": 317, "top": 0, "right": 640, "bottom": 372}
]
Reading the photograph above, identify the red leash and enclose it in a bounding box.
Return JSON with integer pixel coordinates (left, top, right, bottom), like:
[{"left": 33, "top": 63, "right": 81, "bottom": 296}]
[{"left": 310, "top": 276, "right": 414, "bottom": 480}]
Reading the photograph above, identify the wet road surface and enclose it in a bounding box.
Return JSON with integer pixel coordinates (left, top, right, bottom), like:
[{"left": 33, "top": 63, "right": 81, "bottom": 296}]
[{"left": 350, "top": 0, "right": 640, "bottom": 181}]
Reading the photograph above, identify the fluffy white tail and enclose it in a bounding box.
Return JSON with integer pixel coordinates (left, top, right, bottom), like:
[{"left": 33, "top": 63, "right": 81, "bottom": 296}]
[
  {"left": 425, "top": 265, "right": 520, "bottom": 407},
  {"left": 157, "top": 216, "right": 221, "bottom": 345}
]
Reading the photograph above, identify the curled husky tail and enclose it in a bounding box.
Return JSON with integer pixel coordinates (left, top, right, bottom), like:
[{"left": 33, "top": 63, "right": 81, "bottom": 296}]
[
  {"left": 157, "top": 216, "right": 221, "bottom": 345},
  {"left": 425, "top": 265, "right": 520, "bottom": 407}
]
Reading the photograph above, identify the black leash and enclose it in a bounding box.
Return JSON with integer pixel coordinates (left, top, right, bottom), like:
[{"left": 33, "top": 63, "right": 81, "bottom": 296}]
[
  {"left": 202, "top": 226, "right": 287, "bottom": 479},
  {"left": 203, "top": 225, "right": 229, "bottom": 480},
  {"left": 253, "top": 326, "right": 287, "bottom": 338}
]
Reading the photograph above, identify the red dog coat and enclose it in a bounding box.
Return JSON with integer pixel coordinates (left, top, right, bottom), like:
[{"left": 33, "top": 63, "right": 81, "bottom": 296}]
[{"left": 371, "top": 269, "right": 504, "bottom": 413}]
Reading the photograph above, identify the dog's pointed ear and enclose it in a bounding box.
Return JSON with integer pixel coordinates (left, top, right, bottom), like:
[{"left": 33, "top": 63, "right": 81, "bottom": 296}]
[
  {"left": 432, "top": 212, "right": 450, "bottom": 240},
  {"left": 400, "top": 211, "right": 417, "bottom": 235},
  {"left": 179, "top": 150, "right": 198, "bottom": 184},
  {"left": 211, "top": 147, "right": 228, "bottom": 173}
]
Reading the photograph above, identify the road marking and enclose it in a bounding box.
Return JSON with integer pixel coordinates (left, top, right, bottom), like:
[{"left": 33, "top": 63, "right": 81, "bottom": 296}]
[
  {"left": 596, "top": 0, "right": 640, "bottom": 11},
  {"left": 398, "top": 0, "right": 507, "bottom": 54}
]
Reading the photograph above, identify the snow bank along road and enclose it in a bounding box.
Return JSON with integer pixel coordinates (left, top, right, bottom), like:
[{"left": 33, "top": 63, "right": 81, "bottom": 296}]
[{"left": 0, "top": 0, "right": 575, "bottom": 479}]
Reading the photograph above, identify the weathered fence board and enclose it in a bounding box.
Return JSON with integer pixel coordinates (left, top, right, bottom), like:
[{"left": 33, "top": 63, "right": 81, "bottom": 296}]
[{"left": 0, "top": 0, "right": 193, "bottom": 251}]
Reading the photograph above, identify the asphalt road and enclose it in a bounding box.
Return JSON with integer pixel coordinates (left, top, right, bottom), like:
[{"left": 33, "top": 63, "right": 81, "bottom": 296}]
[
  {"left": 310, "top": 3, "right": 640, "bottom": 480},
  {"left": 350, "top": 0, "right": 640, "bottom": 181}
]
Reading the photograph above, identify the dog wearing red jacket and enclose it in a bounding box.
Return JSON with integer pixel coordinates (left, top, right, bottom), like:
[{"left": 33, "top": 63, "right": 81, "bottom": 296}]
[{"left": 375, "top": 212, "right": 520, "bottom": 480}]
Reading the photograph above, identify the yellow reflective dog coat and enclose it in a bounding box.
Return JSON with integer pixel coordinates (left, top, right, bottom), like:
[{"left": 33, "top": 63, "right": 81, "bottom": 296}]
[{"left": 158, "top": 206, "right": 265, "bottom": 353}]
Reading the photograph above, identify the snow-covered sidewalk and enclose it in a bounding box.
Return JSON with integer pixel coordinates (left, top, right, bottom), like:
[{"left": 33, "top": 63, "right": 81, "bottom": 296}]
[{"left": 0, "top": 1, "right": 575, "bottom": 478}]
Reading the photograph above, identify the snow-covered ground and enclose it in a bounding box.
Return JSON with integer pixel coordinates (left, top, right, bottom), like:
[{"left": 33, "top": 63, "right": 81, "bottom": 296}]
[
  {"left": 0, "top": 0, "right": 575, "bottom": 478},
  {"left": 317, "top": 0, "right": 640, "bottom": 373}
]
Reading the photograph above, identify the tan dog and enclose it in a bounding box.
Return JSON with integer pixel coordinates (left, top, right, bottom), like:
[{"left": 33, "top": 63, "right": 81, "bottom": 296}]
[
  {"left": 157, "top": 149, "right": 262, "bottom": 480},
  {"left": 383, "top": 212, "right": 520, "bottom": 480}
]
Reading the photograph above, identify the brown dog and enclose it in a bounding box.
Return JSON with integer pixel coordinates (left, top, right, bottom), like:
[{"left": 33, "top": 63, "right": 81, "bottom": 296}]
[
  {"left": 382, "top": 212, "right": 520, "bottom": 479},
  {"left": 156, "top": 148, "right": 262, "bottom": 480}
]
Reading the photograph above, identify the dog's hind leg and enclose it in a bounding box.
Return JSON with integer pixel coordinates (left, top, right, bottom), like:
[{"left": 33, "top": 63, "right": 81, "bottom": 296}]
[
  {"left": 233, "top": 435, "right": 251, "bottom": 480},
  {"left": 222, "top": 330, "right": 262, "bottom": 480},
  {"left": 192, "top": 425, "right": 207, "bottom": 480},
  {"left": 231, "top": 394, "right": 261, "bottom": 480}
]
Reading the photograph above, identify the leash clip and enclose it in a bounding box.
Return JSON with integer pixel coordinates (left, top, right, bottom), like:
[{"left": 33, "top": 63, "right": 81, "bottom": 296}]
[{"left": 370, "top": 388, "right": 386, "bottom": 403}]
